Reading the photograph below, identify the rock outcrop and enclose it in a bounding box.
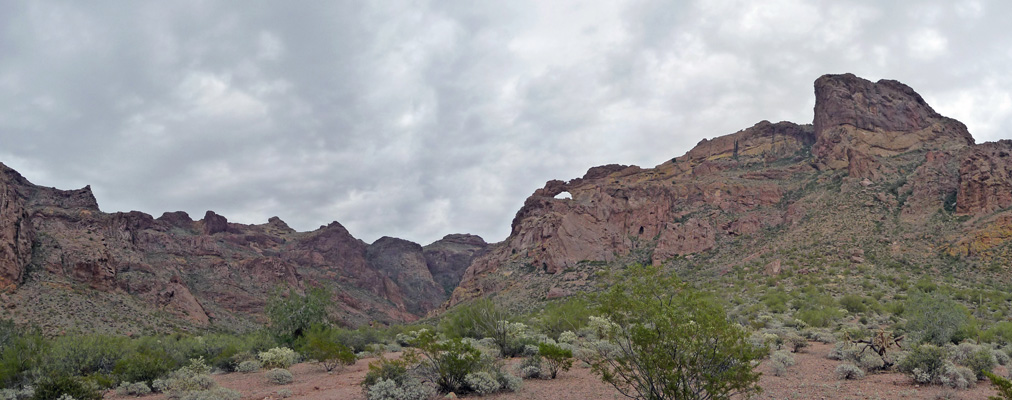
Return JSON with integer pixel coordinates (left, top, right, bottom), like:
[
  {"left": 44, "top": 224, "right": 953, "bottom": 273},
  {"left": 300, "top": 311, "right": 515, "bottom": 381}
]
[
  {"left": 956, "top": 140, "right": 1012, "bottom": 214},
  {"left": 449, "top": 73, "right": 1012, "bottom": 309},
  {"left": 0, "top": 164, "right": 474, "bottom": 333},
  {"left": 811, "top": 73, "right": 974, "bottom": 177},
  {"left": 423, "top": 234, "right": 488, "bottom": 296}
]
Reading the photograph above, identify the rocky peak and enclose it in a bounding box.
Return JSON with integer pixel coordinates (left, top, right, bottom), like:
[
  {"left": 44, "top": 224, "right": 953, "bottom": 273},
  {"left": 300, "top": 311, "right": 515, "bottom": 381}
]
[
  {"left": 201, "top": 211, "right": 229, "bottom": 235},
  {"left": 423, "top": 234, "right": 489, "bottom": 297},
  {"left": 812, "top": 74, "right": 974, "bottom": 176},
  {"left": 157, "top": 211, "right": 194, "bottom": 229}
]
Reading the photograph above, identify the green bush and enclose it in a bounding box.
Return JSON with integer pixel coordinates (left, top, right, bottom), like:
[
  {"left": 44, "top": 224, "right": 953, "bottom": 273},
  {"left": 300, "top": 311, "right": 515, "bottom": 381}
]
[
  {"left": 535, "top": 297, "right": 593, "bottom": 339},
  {"left": 985, "top": 370, "right": 1012, "bottom": 400},
  {"left": 905, "top": 290, "right": 970, "bottom": 346},
  {"left": 537, "top": 342, "right": 573, "bottom": 379},
  {"left": 362, "top": 355, "right": 412, "bottom": 390},
  {"left": 839, "top": 294, "right": 868, "bottom": 313},
  {"left": 43, "top": 335, "right": 128, "bottom": 378},
  {"left": 588, "top": 264, "right": 765, "bottom": 400},
  {"left": 0, "top": 327, "right": 44, "bottom": 389},
  {"left": 31, "top": 375, "right": 102, "bottom": 400},
  {"left": 411, "top": 330, "right": 483, "bottom": 394},
  {"left": 236, "top": 360, "right": 261, "bottom": 373},
  {"left": 898, "top": 344, "right": 948, "bottom": 384},
  {"left": 983, "top": 322, "right": 1012, "bottom": 345},
  {"left": 267, "top": 286, "right": 332, "bottom": 346},
  {"left": 301, "top": 325, "right": 356, "bottom": 372},
  {"left": 366, "top": 378, "right": 434, "bottom": 400}
]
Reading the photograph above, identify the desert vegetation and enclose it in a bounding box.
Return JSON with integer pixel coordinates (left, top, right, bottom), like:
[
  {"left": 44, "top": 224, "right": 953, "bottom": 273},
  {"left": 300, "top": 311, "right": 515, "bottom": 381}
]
[{"left": 5, "top": 255, "right": 1012, "bottom": 399}]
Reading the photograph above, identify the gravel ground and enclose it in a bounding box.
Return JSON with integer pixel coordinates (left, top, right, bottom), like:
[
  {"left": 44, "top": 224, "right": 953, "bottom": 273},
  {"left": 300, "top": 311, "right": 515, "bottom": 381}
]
[{"left": 106, "top": 342, "right": 1002, "bottom": 400}]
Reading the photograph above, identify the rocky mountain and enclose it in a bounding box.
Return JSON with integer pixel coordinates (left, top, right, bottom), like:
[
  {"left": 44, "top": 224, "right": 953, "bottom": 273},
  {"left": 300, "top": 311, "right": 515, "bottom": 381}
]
[
  {"left": 449, "top": 73, "right": 1012, "bottom": 309},
  {"left": 0, "top": 165, "right": 486, "bottom": 334},
  {"left": 4, "top": 72, "right": 1011, "bottom": 334}
]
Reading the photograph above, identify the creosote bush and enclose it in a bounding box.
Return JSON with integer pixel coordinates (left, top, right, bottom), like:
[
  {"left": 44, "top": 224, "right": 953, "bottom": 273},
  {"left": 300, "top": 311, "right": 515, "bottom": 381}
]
[
  {"left": 538, "top": 342, "right": 573, "bottom": 379},
  {"left": 301, "top": 325, "right": 356, "bottom": 372},
  {"left": 588, "top": 264, "right": 765, "bottom": 400}
]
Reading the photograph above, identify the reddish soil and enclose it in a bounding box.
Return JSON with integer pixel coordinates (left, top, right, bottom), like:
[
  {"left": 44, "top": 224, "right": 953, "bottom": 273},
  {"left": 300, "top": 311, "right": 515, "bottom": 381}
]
[{"left": 106, "top": 343, "right": 1001, "bottom": 400}]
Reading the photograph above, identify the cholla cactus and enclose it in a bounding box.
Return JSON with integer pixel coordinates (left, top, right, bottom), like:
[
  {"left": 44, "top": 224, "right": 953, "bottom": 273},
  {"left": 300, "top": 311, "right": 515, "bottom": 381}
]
[{"left": 558, "top": 331, "right": 578, "bottom": 344}]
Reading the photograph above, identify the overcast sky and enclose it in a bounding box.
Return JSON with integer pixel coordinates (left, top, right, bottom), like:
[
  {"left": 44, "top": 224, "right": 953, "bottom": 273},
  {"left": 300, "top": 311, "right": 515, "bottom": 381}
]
[{"left": 1, "top": 1, "right": 1010, "bottom": 245}]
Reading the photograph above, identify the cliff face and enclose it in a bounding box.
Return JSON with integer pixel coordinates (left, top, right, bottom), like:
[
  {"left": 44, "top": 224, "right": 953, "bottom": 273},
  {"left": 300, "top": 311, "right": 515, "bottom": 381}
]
[
  {"left": 0, "top": 168, "right": 486, "bottom": 333},
  {"left": 450, "top": 74, "right": 1011, "bottom": 309}
]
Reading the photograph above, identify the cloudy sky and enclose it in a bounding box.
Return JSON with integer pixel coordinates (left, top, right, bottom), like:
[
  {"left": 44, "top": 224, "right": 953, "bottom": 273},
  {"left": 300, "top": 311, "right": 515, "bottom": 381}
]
[{"left": 1, "top": 0, "right": 1010, "bottom": 245}]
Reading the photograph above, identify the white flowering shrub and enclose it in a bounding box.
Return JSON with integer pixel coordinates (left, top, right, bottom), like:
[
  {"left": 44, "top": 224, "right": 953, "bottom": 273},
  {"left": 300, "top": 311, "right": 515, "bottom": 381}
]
[
  {"left": 465, "top": 372, "right": 501, "bottom": 395},
  {"left": 558, "top": 331, "right": 578, "bottom": 344},
  {"left": 366, "top": 378, "right": 434, "bottom": 400},
  {"left": 259, "top": 347, "right": 298, "bottom": 369}
]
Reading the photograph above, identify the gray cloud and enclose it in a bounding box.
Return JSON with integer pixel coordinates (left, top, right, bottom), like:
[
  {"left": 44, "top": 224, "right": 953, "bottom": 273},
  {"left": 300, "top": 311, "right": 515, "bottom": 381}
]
[{"left": 2, "top": 0, "right": 1011, "bottom": 245}]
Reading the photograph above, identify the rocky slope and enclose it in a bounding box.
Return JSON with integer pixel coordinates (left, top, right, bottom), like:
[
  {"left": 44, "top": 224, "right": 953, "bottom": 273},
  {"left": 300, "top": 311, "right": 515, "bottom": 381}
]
[
  {"left": 0, "top": 167, "right": 486, "bottom": 334},
  {"left": 449, "top": 73, "right": 1012, "bottom": 309}
]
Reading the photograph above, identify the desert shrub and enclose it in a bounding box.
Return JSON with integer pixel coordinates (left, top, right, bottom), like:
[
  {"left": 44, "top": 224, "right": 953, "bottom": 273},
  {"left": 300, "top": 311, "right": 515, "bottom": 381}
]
[
  {"left": 896, "top": 344, "right": 976, "bottom": 388},
  {"left": 176, "top": 387, "right": 241, "bottom": 400},
  {"left": 301, "top": 325, "right": 356, "bottom": 372},
  {"left": 156, "top": 358, "right": 226, "bottom": 399},
  {"left": 334, "top": 327, "right": 385, "bottom": 353},
  {"left": 839, "top": 294, "right": 868, "bottom": 313},
  {"left": 588, "top": 264, "right": 765, "bottom": 400},
  {"left": 898, "top": 344, "right": 948, "bottom": 383},
  {"left": 464, "top": 371, "right": 500, "bottom": 395},
  {"left": 994, "top": 349, "right": 1011, "bottom": 366},
  {"left": 113, "top": 344, "right": 177, "bottom": 385},
  {"left": 362, "top": 356, "right": 411, "bottom": 391},
  {"left": 905, "top": 290, "right": 971, "bottom": 346},
  {"left": 786, "top": 334, "right": 808, "bottom": 353},
  {"left": 761, "top": 290, "right": 790, "bottom": 313},
  {"left": 366, "top": 378, "right": 434, "bottom": 400},
  {"left": 115, "top": 382, "right": 152, "bottom": 397},
  {"left": 535, "top": 297, "right": 593, "bottom": 339},
  {"left": 276, "top": 389, "right": 292, "bottom": 398},
  {"left": 956, "top": 345, "right": 997, "bottom": 380},
  {"left": 984, "top": 322, "right": 1012, "bottom": 345},
  {"left": 411, "top": 331, "right": 483, "bottom": 394},
  {"left": 770, "top": 351, "right": 794, "bottom": 377},
  {"left": 0, "top": 327, "right": 45, "bottom": 389},
  {"left": 519, "top": 355, "right": 542, "bottom": 378},
  {"left": 835, "top": 363, "right": 865, "bottom": 380},
  {"left": 538, "top": 342, "right": 573, "bottom": 379},
  {"left": 43, "top": 335, "right": 129, "bottom": 378},
  {"left": 258, "top": 347, "right": 297, "bottom": 369},
  {"left": 793, "top": 290, "right": 841, "bottom": 328},
  {"left": 558, "top": 331, "right": 578, "bottom": 344},
  {"left": 265, "top": 368, "right": 293, "bottom": 385},
  {"left": 985, "top": 370, "right": 1012, "bottom": 400},
  {"left": 31, "top": 375, "right": 102, "bottom": 400},
  {"left": 266, "top": 286, "right": 332, "bottom": 346},
  {"left": 439, "top": 299, "right": 500, "bottom": 339},
  {"left": 0, "top": 388, "right": 33, "bottom": 400},
  {"left": 498, "top": 371, "right": 522, "bottom": 392},
  {"left": 236, "top": 360, "right": 261, "bottom": 373}
]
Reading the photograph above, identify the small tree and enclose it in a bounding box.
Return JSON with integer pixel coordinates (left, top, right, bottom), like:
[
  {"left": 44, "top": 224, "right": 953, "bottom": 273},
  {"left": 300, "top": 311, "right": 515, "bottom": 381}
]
[
  {"left": 538, "top": 342, "right": 573, "bottom": 379},
  {"left": 904, "top": 290, "right": 970, "bottom": 346},
  {"left": 266, "top": 285, "right": 332, "bottom": 346},
  {"left": 302, "top": 325, "right": 356, "bottom": 372},
  {"left": 588, "top": 264, "right": 764, "bottom": 400}
]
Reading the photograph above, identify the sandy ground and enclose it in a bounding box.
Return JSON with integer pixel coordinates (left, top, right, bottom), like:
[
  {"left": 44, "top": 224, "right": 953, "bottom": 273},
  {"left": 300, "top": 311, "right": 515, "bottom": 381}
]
[{"left": 105, "top": 342, "right": 1002, "bottom": 400}]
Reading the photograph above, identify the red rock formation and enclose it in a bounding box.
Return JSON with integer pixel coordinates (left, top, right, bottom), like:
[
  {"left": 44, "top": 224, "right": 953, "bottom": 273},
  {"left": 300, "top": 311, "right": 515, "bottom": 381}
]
[
  {"left": 0, "top": 164, "right": 33, "bottom": 291},
  {"left": 423, "top": 234, "right": 488, "bottom": 296},
  {"left": 957, "top": 140, "right": 1012, "bottom": 214},
  {"left": 812, "top": 73, "right": 974, "bottom": 175}
]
